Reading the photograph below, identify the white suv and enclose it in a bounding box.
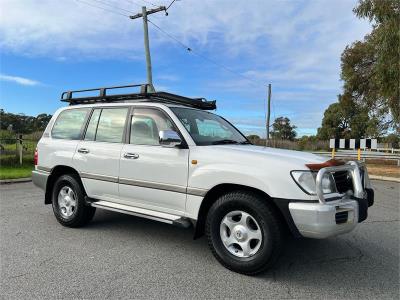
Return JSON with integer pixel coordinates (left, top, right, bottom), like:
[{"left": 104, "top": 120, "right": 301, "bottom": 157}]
[{"left": 32, "top": 84, "right": 374, "bottom": 275}]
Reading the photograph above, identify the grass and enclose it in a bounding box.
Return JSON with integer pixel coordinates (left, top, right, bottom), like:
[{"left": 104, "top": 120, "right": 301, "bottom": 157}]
[
  {"left": 366, "top": 163, "right": 400, "bottom": 178},
  {"left": 0, "top": 164, "right": 34, "bottom": 180},
  {"left": 0, "top": 155, "right": 35, "bottom": 180}
]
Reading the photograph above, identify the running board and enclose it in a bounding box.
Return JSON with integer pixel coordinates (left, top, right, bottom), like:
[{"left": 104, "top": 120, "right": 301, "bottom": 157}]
[{"left": 90, "top": 200, "right": 191, "bottom": 228}]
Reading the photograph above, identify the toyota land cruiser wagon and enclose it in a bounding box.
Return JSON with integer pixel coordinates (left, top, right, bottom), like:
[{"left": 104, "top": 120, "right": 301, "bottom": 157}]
[{"left": 32, "top": 84, "right": 374, "bottom": 275}]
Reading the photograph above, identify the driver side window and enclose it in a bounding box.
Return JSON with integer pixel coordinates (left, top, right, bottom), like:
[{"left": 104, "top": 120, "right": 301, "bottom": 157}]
[{"left": 130, "top": 108, "right": 175, "bottom": 146}]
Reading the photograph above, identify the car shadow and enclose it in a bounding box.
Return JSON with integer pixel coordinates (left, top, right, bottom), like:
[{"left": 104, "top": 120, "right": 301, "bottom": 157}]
[{"left": 85, "top": 209, "right": 397, "bottom": 294}]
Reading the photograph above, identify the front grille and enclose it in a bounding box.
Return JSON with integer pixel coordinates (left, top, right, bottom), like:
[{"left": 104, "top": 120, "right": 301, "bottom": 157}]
[
  {"left": 335, "top": 211, "right": 349, "bottom": 224},
  {"left": 333, "top": 171, "right": 353, "bottom": 193}
]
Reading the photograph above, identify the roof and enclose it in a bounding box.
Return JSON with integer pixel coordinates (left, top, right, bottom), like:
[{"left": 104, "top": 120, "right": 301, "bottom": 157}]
[{"left": 61, "top": 83, "right": 216, "bottom": 110}]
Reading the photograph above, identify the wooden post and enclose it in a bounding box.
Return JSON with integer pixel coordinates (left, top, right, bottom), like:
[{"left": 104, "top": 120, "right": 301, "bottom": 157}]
[
  {"left": 357, "top": 148, "right": 361, "bottom": 161},
  {"left": 331, "top": 148, "right": 335, "bottom": 159},
  {"left": 18, "top": 134, "right": 23, "bottom": 165}
]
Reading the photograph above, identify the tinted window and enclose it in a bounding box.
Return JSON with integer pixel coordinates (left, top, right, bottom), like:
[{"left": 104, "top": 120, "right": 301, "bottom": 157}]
[
  {"left": 95, "top": 108, "right": 128, "bottom": 143},
  {"left": 84, "top": 109, "right": 101, "bottom": 141},
  {"left": 130, "top": 108, "right": 175, "bottom": 145},
  {"left": 52, "top": 108, "right": 90, "bottom": 140}
]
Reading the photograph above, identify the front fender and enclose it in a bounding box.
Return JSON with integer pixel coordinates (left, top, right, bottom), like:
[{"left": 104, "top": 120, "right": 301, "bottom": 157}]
[{"left": 188, "top": 162, "right": 312, "bottom": 201}]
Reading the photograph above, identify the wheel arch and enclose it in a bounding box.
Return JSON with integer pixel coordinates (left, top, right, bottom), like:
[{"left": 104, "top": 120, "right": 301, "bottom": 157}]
[
  {"left": 45, "top": 165, "right": 84, "bottom": 205},
  {"left": 193, "top": 183, "right": 300, "bottom": 239}
]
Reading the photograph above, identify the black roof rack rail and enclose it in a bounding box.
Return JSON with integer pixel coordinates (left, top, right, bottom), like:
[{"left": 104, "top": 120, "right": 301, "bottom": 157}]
[{"left": 60, "top": 83, "right": 216, "bottom": 110}]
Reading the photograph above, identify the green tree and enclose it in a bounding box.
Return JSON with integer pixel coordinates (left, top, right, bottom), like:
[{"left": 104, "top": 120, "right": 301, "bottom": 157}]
[
  {"left": 34, "top": 113, "right": 52, "bottom": 131},
  {"left": 271, "top": 117, "right": 297, "bottom": 140},
  {"left": 0, "top": 109, "right": 52, "bottom": 134},
  {"left": 341, "top": 0, "right": 400, "bottom": 130},
  {"left": 317, "top": 93, "right": 381, "bottom": 139}
]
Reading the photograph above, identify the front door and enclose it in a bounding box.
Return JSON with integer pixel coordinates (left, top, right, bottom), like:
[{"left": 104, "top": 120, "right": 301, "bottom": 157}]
[
  {"left": 73, "top": 107, "right": 129, "bottom": 201},
  {"left": 118, "top": 107, "right": 189, "bottom": 215}
]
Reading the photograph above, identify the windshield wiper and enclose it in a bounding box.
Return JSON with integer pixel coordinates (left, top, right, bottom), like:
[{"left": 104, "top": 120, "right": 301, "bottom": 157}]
[{"left": 212, "top": 139, "right": 239, "bottom": 145}]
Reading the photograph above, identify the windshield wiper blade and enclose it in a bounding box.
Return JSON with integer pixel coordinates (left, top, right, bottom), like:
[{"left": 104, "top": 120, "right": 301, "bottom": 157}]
[
  {"left": 240, "top": 141, "right": 252, "bottom": 145},
  {"left": 212, "top": 139, "right": 239, "bottom": 145}
]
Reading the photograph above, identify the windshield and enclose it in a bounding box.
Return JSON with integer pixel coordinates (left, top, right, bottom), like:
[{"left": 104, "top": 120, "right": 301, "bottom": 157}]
[{"left": 170, "top": 107, "right": 250, "bottom": 146}]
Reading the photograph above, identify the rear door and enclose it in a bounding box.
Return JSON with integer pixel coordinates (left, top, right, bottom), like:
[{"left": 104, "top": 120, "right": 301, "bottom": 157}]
[
  {"left": 39, "top": 107, "right": 91, "bottom": 170},
  {"left": 118, "top": 107, "right": 189, "bottom": 215},
  {"left": 73, "top": 107, "right": 129, "bottom": 201}
]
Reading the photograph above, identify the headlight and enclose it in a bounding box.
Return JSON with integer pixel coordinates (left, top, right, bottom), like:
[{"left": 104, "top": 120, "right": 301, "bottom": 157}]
[{"left": 291, "top": 171, "right": 337, "bottom": 195}]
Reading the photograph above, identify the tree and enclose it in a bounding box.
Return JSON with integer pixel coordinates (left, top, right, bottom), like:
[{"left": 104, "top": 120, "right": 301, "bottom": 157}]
[
  {"left": 317, "top": 93, "right": 381, "bottom": 139},
  {"left": 318, "top": 94, "right": 364, "bottom": 139},
  {"left": 0, "top": 110, "right": 52, "bottom": 134},
  {"left": 341, "top": 0, "right": 400, "bottom": 130},
  {"left": 34, "top": 114, "right": 52, "bottom": 131},
  {"left": 271, "top": 117, "right": 297, "bottom": 140}
]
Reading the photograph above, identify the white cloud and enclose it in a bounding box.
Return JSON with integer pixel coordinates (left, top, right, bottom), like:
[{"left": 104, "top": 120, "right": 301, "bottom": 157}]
[
  {"left": 0, "top": 0, "right": 372, "bottom": 133},
  {"left": 0, "top": 74, "right": 41, "bottom": 86},
  {"left": 0, "top": 0, "right": 370, "bottom": 60}
]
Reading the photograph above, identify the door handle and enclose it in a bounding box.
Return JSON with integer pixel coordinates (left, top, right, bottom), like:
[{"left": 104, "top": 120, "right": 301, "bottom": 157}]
[
  {"left": 124, "top": 153, "right": 139, "bottom": 159},
  {"left": 78, "top": 148, "right": 90, "bottom": 154}
]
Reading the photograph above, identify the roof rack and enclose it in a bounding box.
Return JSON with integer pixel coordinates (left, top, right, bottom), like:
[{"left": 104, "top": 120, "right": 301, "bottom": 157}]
[{"left": 60, "top": 83, "right": 216, "bottom": 110}]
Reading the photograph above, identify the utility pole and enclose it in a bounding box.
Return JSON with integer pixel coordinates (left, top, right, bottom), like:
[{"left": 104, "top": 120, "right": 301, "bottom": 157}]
[
  {"left": 130, "top": 6, "right": 167, "bottom": 92},
  {"left": 266, "top": 83, "right": 272, "bottom": 146}
]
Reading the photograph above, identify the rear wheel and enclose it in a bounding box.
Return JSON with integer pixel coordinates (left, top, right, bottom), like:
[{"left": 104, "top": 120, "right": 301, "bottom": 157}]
[
  {"left": 206, "top": 191, "right": 284, "bottom": 275},
  {"left": 52, "top": 174, "right": 96, "bottom": 227}
]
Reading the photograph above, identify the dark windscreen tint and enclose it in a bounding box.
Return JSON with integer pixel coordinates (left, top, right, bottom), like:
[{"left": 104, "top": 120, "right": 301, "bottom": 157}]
[
  {"left": 51, "top": 108, "right": 90, "bottom": 140},
  {"left": 170, "top": 107, "right": 248, "bottom": 146}
]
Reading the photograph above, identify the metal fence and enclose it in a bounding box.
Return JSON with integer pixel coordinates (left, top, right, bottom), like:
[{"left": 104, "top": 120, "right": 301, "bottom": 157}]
[{"left": 250, "top": 138, "right": 330, "bottom": 151}]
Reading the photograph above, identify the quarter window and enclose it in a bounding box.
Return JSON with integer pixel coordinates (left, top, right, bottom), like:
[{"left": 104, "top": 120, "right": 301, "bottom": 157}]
[
  {"left": 130, "top": 108, "right": 175, "bottom": 145},
  {"left": 95, "top": 108, "right": 128, "bottom": 143},
  {"left": 52, "top": 108, "right": 90, "bottom": 140}
]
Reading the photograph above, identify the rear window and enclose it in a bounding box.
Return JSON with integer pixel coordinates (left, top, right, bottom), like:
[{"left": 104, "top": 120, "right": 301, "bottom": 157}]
[{"left": 51, "top": 108, "right": 90, "bottom": 140}]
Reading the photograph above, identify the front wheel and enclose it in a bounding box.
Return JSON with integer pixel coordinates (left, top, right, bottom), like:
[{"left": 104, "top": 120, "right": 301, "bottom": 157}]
[
  {"left": 206, "top": 191, "right": 284, "bottom": 275},
  {"left": 52, "top": 174, "right": 96, "bottom": 227}
]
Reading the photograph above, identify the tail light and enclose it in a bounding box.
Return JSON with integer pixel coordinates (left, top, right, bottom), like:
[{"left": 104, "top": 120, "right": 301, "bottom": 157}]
[{"left": 34, "top": 147, "right": 38, "bottom": 166}]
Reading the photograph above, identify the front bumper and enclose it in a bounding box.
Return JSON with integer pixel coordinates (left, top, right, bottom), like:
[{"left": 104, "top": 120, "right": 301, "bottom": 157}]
[
  {"left": 288, "top": 162, "right": 373, "bottom": 239},
  {"left": 32, "top": 169, "right": 49, "bottom": 191},
  {"left": 289, "top": 198, "right": 360, "bottom": 238}
]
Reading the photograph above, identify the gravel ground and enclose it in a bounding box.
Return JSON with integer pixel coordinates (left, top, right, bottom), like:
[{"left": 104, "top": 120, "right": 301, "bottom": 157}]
[{"left": 0, "top": 181, "right": 399, "bottom": 299}]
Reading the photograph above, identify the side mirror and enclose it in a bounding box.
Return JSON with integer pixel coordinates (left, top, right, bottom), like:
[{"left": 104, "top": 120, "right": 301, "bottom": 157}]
[{"left": 159, "top": 130, "right": 182, "bottom": 148}]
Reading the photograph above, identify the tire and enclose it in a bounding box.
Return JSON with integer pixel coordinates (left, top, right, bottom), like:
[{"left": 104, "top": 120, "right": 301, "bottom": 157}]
[
  {"left": 51, "top": 174, "right": 96, "bottom": 228},
  {"left": 205, "top": 191, "right": 284, "bottom": 275}
]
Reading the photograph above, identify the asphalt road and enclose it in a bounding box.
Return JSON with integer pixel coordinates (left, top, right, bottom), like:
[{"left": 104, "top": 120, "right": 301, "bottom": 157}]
[{"left": 1, "top": 181, "right": 399, "bottom": 299}]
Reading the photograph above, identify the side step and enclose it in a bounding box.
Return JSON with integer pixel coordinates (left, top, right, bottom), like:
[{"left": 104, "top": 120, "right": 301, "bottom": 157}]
[{"left": 90, "top": 200, "right": 191, "bottom": 228}]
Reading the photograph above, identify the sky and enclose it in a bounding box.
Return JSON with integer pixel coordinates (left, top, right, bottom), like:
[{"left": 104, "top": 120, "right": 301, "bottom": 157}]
[{"left": 0, "top": 0, "right": 371, "bottom": 137}]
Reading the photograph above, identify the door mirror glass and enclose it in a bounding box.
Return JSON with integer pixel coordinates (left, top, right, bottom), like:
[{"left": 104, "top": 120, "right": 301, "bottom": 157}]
[{"left": 159, "top": 130, "right": 182, "bottom": 148}]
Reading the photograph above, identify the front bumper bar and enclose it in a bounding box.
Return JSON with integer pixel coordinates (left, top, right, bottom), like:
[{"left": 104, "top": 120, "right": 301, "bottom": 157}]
[{"left": 289, "top": 162, "right": 372, "bottom": 239}]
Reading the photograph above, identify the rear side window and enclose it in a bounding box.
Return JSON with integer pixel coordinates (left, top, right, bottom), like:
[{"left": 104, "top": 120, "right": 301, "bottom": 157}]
[
  {"left": 51, "top": 108, "right": 90, "bottom": 140},
  {"left": 95, "top": 108, "right": 128, "bottom": 143},
  {"left": 84, "top": 109, "right": 101, "bottom": 141}
]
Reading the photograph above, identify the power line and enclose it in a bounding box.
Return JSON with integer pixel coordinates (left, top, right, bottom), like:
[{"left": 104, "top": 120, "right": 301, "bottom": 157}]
[
  {"left": 141, "top": 0, "right": 158, "bottom": 7},
  {"left": 75, "top": 0, "right": 265, "bottom": 88},
  {"left": 166, "top": 0, "right": 178, "bottom": 10},
  {"left": 90, "top": 0, "right": 135, "bottom": 14},
  {"left": 147, "top": 19, "right": 264, "bottom": 87},
  {"left": 75, "top": 0, "right": 130, "bottom": 17},
  {"left": 125, "top": 0, "right": 147, "bottom": 8}
]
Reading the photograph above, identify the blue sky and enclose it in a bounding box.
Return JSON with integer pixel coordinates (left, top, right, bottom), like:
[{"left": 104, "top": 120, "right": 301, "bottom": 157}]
[{"left": 0, "top": 0, "right": 371, "bottom": 137}]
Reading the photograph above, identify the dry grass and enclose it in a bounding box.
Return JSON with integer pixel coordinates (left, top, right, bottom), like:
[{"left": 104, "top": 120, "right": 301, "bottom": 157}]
[{"left": 366, "top": 163, "right": 400, "bottom": 178}]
